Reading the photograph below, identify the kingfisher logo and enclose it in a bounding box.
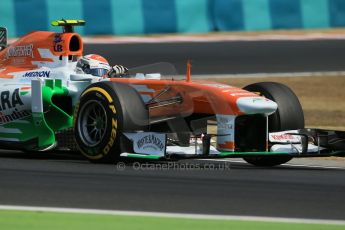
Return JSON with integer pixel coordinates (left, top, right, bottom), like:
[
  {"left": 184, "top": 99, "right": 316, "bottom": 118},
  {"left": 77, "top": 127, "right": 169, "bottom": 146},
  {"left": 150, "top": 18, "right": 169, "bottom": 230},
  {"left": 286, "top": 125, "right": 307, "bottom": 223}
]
[
  {"left": 23, "top": 71, "right": 50, "bottom": 78},
  {"left": 6, "top": 44, "right": 33, "bottom": 58}
]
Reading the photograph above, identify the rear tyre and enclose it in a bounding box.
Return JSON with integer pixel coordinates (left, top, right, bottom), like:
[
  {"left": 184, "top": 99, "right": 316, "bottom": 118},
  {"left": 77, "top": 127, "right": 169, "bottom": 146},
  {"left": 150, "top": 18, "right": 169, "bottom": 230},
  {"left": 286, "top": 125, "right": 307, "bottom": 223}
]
[
  {"left": 74, "top": 82, "right": 148, "bottom": 163},
  {"left": 242, "top": 82, "right": 304, "bottom": 166}
]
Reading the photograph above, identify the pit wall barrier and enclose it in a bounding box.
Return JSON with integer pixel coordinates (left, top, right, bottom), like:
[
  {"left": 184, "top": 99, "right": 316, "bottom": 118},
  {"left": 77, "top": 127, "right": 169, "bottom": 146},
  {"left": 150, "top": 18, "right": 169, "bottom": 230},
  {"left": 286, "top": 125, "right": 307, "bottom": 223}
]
[{"left": 1, "top": 0, "right": 345, "bottom": 38}]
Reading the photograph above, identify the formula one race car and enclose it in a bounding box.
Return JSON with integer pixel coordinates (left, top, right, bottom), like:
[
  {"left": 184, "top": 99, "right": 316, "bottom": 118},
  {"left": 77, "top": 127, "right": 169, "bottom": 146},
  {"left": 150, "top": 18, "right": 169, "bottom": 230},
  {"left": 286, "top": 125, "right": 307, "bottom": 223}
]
[{"left": 0, "top": 20, "right": 344, "bottom": 166}]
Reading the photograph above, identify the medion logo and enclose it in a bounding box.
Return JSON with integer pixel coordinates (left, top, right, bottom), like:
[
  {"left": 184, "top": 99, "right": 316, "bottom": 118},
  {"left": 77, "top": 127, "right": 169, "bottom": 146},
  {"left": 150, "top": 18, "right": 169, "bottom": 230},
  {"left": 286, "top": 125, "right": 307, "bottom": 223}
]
[
  {"left": 23, "top": 71, "right": 50, "bottom": 78},
  {"left": 6, "top": 44, "right": 33, "bottom": 58},
  {"left": 137, "top": 134, "right": 165, "bottom": 151}
]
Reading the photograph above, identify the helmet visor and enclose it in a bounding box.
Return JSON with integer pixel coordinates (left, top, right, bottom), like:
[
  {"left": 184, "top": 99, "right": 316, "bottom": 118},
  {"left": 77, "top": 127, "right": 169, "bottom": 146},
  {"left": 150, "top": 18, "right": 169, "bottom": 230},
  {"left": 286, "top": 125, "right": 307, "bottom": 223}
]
[{"left": 86, "top": 68, "right": 108, "bottom": 77}]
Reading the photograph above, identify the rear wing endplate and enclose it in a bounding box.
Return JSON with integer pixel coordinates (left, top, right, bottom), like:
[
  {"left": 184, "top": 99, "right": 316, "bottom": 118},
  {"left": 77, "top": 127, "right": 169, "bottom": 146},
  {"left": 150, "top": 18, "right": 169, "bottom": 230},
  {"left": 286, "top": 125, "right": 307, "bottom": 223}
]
[{"left": 0, "top": 27, "right": 7, "bottom": 49}]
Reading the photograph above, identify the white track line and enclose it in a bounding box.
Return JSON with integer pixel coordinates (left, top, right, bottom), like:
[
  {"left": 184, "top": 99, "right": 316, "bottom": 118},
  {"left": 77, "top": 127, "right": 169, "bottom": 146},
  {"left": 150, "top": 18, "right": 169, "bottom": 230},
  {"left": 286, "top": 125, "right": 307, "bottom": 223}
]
[
  {"left": 172, "top": 71, "right": 345, "bottom": 79},
  {"left": 0, "top": 205, "right": 344, "bottom": 225},
  {"left": 80, "top": 34, "right": 345, "bottom": 44},
  {"left": 196, "top": 71, "right": 345, "bottom": 78},
  {"left": 8, "top": 32, "right": 345, "bottom": 45}
]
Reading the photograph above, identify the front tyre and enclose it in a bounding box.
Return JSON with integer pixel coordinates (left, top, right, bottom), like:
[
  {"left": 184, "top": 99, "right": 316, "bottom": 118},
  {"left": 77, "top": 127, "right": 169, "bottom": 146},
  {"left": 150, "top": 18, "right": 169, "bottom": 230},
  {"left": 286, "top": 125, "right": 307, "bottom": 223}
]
[
  {"left": 74, "top": 82, "right": 148, "bottom": 163},
  {"left": 242, "top": 82, "right": 304, "bottom": 167}
]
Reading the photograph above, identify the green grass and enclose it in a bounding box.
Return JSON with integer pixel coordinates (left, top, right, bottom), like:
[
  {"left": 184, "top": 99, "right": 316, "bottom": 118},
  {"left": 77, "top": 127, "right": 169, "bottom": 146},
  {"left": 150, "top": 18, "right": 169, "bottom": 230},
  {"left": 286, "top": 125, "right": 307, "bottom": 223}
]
[{"left": 0, "top": 210, "right": 343, "bottom": 230}]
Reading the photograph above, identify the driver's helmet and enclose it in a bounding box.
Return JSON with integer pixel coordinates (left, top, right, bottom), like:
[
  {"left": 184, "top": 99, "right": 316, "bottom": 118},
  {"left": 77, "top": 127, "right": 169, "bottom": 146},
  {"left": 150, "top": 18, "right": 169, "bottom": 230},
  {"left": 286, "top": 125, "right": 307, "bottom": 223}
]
[{"left": 76, "top": 54, "right": 111, "bottom": 77}]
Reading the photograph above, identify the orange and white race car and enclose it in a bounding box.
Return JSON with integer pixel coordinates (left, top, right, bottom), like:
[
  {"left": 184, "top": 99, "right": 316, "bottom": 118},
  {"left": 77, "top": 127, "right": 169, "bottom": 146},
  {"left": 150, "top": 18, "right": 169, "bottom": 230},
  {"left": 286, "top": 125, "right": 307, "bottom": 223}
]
[{"left": 0, "top": 20, "right": 344, "bottom": 166}]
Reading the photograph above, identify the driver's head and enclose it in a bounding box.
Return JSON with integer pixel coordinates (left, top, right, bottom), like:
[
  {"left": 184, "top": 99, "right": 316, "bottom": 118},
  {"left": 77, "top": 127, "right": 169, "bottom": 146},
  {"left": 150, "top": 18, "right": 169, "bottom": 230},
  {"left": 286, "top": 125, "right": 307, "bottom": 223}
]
[{"left": 76, "top": 54, "right": 110, "bottom": 77}]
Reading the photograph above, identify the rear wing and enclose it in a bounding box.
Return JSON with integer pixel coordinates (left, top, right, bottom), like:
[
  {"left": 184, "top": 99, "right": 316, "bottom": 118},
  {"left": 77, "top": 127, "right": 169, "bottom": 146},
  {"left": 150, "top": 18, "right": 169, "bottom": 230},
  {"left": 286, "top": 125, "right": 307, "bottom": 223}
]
[{"left": 0, "top": 27, "right": 7, "bottom": 49}]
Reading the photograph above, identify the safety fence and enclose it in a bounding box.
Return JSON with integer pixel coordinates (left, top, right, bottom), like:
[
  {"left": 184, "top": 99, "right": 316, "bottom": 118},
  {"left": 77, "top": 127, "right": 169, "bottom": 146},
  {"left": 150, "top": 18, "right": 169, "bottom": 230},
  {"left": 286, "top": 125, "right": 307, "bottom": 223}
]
[{"left": 1, "top": 0, "right": 345, "bottom": 38}]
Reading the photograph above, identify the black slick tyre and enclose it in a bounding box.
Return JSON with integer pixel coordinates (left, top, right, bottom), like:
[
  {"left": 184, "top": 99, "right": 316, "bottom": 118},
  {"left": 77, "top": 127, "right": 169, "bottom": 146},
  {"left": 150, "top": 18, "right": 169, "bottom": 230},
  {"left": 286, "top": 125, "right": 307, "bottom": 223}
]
[
  {"left": 74, "top": 82, "right": 148, "bottom": 163},
  {"left": 242, "top": 82, "right": 304, "bottom": 166}
]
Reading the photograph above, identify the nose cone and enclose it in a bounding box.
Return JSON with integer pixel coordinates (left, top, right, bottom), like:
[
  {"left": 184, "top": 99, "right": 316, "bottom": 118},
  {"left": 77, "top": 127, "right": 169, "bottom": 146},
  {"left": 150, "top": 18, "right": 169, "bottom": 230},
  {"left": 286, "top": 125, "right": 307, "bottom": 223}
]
[{"left": 236, "top": 97, "right": 277, "bottom": 115}]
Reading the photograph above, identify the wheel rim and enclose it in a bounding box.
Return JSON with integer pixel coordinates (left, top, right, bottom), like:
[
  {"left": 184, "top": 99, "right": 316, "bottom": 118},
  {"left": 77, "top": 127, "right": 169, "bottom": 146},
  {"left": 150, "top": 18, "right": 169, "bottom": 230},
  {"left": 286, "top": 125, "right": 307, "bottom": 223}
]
[{"left": 78, "top": 100, "right": 108, "bottom": 147}]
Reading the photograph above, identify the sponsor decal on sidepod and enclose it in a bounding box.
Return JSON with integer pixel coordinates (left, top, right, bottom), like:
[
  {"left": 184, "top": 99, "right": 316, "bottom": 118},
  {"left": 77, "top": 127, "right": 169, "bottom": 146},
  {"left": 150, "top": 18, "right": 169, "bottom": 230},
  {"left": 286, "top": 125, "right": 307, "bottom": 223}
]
[
  {"left": 0, "top": 88, "right": 24, "bottom": 111},
  {"left": 0, "top": 88, "right": 28, "bottom": 124},
  {"left": 22, "top": 71, "right": 50, "bottom": 78}
]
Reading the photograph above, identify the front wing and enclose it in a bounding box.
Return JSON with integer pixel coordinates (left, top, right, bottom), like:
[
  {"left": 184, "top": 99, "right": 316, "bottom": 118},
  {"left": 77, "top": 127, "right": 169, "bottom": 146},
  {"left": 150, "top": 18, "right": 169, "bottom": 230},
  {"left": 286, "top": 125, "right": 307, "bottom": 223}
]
[{"left": 121, "top": 129, "right": 345, "bottom": 160}]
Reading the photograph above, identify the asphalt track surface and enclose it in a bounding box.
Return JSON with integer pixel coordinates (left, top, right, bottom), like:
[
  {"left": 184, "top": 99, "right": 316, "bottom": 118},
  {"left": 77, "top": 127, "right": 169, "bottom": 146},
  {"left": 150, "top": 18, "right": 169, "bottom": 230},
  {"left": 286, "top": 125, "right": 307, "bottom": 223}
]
[
  {"left": 1, "top": 40, "right": 345, "bottom": 220},
  {"left": 0, "top": 150, "right": 344, "bottom": 220},
  {"left": 84, "top": 39, "right": 345, "bottom": 74}
]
